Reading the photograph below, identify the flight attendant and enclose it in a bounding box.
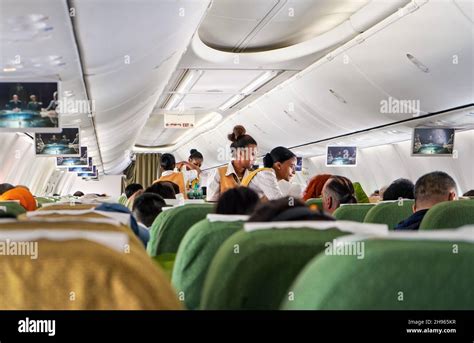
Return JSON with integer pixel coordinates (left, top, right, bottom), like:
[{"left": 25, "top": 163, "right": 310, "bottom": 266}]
[
  {"left": 154, "top": 153, "right": 199, "bottom": 199},
  {"left": 182, "top": 149, "right": 203, "bottom": 191},
  {"left": 241, "top": 146, "right": 297, "bottom": 201},
  {"left": 206, "top": 125, "right": 258, "bottom": 201}
]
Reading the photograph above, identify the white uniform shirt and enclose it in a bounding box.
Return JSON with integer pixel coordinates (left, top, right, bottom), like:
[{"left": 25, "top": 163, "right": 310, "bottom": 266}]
[{"left": 247, "top": 169, "right": 283, "bottom": 200}]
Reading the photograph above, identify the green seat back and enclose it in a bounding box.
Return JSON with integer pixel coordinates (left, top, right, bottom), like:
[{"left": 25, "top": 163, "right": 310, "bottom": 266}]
[
  {"left": 353, "top": 182, "right": 369, "bottom": 203},
  {"left": 35, "top": 197, "right": 57, "bottom": 207},
  {"left": 419, "top": 200, "right": 474, "bottom": 230},
  {"left": 172, "top": 217, "right": 246, "bottom": 310},
  {"left": 117, "top": 194, "right": 128, "bottom": 206},
  {"left": 0, "top": 201, "right": 26, "bottom": 216},
  {"left": 147, "top": 203, "right": 214, "bottom": 257},
  {"left": 200, "top": 227, "right": 349, "bottom": 310},
  {"left": 305, "top": 198, "right": 323, "bottom": 210},
  {"left": 283, "top": 236, "right": 474, "bottom": 309},
  {"left": 364, "top": 200, "right": 414, "bottom": 230},
  {"left": 333, "top": 204, "right": 375, "bottom": 222}
]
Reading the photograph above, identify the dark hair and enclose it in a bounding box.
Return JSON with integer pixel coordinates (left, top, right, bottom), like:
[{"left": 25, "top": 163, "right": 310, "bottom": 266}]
[
  {"left": 160, "top": 153, "right": 176, "bottom": 171},
  {"left": 215, "top": 187, "right": 260, "bottom": 215},
  {"left": 415, "top": 171, "right": 456, "bottom": 203},
  {"left": 463, "top": 190, "right": 474, "bottom": 197},
  {"left": 228, "top": 125, "right": 257, "bottom": 149},
  {"left": 145, "top": 182, "right": 176, "bottom": 199},
  {"left": 132, "top": 193, "right": 166, "bottom": 227},
  {"left": 263, "top": 146, "right": 296, "bottom": 168},
  {"left": 248, "top": 197, "right": 334, "bottom": 222},
  {"left": 73, "top": 191, "right": 85, "bottom": 197},
  {"left": 324, "top": 176, "right": 357, "bottom": 205},
  {"left": 0, "top": 183, "right": 14, "bottom": 195},
  {"left": 382, "top": 178, "right": 414, "bottom": 201},
  {"left": 189, "top": 149, "right": 203, "bottom": 160},
  {"left": 125, "top": 183, "right": 143, "bottom": 199}
]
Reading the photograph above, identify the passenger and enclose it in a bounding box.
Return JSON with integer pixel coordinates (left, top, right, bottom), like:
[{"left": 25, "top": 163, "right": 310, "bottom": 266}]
[
  {"left": 206, "top": 125, "right": 258, "bottom": 201},
  {"left": 145, "top": 181, "right": 177, "bottom": 199},
  {"left": 321, "top": 175, "right": 357, "bottom": 214},
  {"left": 95, "top": 203, "right": 149, "bottom": 247},
  {"left": 463, "top": 190, "right": 474, "bottom": 197},
  {"left": 0, "top": 183, "right": 15, "bottom": 195},
  {"left": 0, "top": 186, "right": 37, "bottom": 211},
  {"left": 382, "top": 178, "right": 415, "bottom": 201},
  {"left": 241, "top": 146, "right": 296, "bottom": 201},
  {"left": 154, "top": 153, "right": 199, "bottom": 198},
  {"left": 215, "top": 187, "right": 260, "bottom": 215},
  {"left": 248, "top": 196, "right": 334, "bottom": 222},
  {"left": 302, "top": 174, "right": 332, "bottom": 201},
  {"left": 132, "top": 193, "right": 166, "bottom": 228},
  {"left": 73, "top": 191, "right": 84, "bottom": 197},
  {"left": 124, "top": 183, "right": 144, "bottom": 210},
  {"left": 125, "top": 183, "right": 143, "bottom": 199},
  {"left": 394, "top": 171, "right": 457, "bottom": 231}
]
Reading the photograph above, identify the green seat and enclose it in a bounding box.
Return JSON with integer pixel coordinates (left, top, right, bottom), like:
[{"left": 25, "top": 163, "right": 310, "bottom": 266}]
[
  {"left": 0, "top": 201, "right": 26, "bottom": 216},
  {"left": 147, "top": 203, "right": 214, "bottom": 258},
  {"left": 35, "top": 197, "right": 57, "bottom": 207},
  {"left": 419, "top": 200, "right": 474, "bottom": 230},
  {"left": 200, "top": 221, "right": 387, "bottom": 310},
  {"left": 283, "top": 230, "right": 474, "bottom": 309},
  {"left": 172, "top": 214, "right": 248, "bottom": 310},
  {"left": 305, "top": 198, "right": 323, "bottom": 210},
  {"left": 333, "top": 204, "right": 375, "bottom": 222},
  {"left": 364, "top": 200, "right": 414, "bottom": 230},
  {"left": 117, "top": 194, "right": 128, "bottom": 206}
]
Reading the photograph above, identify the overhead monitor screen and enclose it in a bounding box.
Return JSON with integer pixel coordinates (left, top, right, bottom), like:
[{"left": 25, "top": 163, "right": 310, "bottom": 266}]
[
  {"left": 35, "top": 128, "right": 80, "bottom": 156},
  {"left": 0, "top": 81, "right": 60, "bottom": 131},
  {"left": 326, "top": 146, "right": 357, "bottom": 167},
  {"left": 412, "top": 128, "right": 455, "bottom": 155},
  {"left": 57, "top": 149, "right": 90, "bottom": 168}
]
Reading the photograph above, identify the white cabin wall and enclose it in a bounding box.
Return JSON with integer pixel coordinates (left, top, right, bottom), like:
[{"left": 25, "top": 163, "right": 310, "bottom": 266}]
[
  {"left": 305, "top": 129, "right": 474, "bottom": 196},
  {"left": 70, "top": 175, "right": 123, "bottom": 198},
  {"left": 0, "top": 133, "right": 56, "bottom": 195}
]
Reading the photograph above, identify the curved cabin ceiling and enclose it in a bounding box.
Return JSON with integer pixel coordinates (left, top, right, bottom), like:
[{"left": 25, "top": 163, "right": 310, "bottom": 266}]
[{"left": 199, "top": 0, "right": 370, "bottom": 52}]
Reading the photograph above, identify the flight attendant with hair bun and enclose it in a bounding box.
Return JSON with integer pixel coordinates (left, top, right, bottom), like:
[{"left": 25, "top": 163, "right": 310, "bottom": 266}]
[
  {"left": 241, "top": 146, "right": 297, "bottom": 201},
  {"left": 206, "top": 125, "right": 258, "bottom": 202}
]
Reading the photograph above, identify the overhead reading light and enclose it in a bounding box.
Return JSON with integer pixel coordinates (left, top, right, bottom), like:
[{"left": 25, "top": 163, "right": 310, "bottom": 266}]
[
  {"left": 218, "top": 70, "right": 279, "bottom": 111},
  {"left": 164, "top": 70, "right": 204, "bottom": 110},
  {"left": 329, "top": 89, "right": 347, "bottom": 104},
  {"left": 3, "top": 67, "right": 16, "bottom": 72},
  {"left": 406, "top": 54, "right": 429, "bottom": 73}
]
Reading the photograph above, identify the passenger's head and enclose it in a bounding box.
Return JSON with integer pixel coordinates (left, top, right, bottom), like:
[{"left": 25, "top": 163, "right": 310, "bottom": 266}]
[
  {"left": 0, "top": 183, "right": 15, "bottom": 195},
  {"left": 215, "top": 187, "right": 260, "bottom": 215},
  {"left": 160, "top": 153, "right": 176, "bottom": 171},
  {"left": 73, "top": 191, "right": 84, "bottom": 197},
  {"left": 132, "top": 193, "right": 166, "bottom": 227},
  {"left": 463, "top": 190, "right": 474, "bottom": 197},
  {"left": 145, "top": 182, "right": 176, "bottom": 199},
  {"left": 322, "top": 175, "right": 357, "bottom": 214},
  {"left": 125, "top": 183, "right": 143, "bottom": 199},
  {"left": 302, "top": 174, "right": 332, "bottom": 201},
  {"left": 188, "top": 149, "right": 203, "bottom": 168},
  {"left": 248, "top": 196, "right": 335, "bottom": 222},
  {"left": 414, "top": 171, "right": 457, "bottom": 211},
  {"left": 382, "top": 178, "right": 414, "bottom": 201},
  {"left": 228, "top": 125, "right": 258, "bottom": 169},
  {"left": 263, "top": 146, "right": 297, "bottom": 182}
]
